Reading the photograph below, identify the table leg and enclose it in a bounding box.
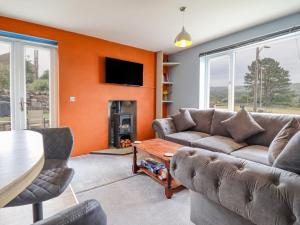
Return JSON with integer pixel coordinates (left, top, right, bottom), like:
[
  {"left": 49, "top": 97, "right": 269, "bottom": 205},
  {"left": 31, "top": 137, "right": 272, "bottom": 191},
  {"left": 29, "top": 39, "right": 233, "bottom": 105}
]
[
  {"left": 165, "top": 167, "right": 173, "bottom": 199},
  {"left": 132, "top": 146, "right": 138, "bottom": 174}
]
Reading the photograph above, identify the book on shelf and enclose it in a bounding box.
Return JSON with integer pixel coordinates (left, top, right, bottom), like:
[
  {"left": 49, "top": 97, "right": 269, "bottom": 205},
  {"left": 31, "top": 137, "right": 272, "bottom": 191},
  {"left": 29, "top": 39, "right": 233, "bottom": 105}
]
[{"left": 163, "top": 73, "right": 169, "bottom": 82}]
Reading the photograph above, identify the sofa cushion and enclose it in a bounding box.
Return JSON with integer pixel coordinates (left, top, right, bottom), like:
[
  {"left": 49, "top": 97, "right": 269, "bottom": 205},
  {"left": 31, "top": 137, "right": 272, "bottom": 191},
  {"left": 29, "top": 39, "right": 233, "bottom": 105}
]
[
  {"left": 221, "top": 109, "right": 264, "bottom": 142},
  {"left": 246, "top": 113, "right": 300, "bottom": 146},
  {"left": 171, "top": 109, "right": 196, "bottom": 132},
  {"left": 274, "top": 131, "right": 300, "bottom": 174},
  {"left": 231, "top": 145, "right": 269, "bottom": 165},
  {"left": 180, "top": 108, "right": 214, "bottom": 133},
  {"left": 165, "top": 131, "right": 210, "bottom": 146},
  {"left": 268, "top": 118, "right": 300, "bottom": 164},
  {"left": 191, "top": 135, "right": 247, "bottom": 154},
  {"left": 210, "top": 110, "right": 234, "bottom": 137}
]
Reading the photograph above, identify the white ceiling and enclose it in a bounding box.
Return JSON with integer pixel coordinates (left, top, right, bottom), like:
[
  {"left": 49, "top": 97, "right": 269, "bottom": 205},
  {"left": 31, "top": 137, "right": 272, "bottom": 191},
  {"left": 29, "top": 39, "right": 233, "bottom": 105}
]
[{"left": 0, "top": 0, "right": 300, "bottom": 54}]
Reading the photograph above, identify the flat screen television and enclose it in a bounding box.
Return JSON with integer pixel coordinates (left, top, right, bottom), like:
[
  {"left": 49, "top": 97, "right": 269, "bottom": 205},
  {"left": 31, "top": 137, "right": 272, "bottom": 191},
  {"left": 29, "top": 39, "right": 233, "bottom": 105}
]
[{"left": 105, "top": 57, "right": 143, "bottom": 86}]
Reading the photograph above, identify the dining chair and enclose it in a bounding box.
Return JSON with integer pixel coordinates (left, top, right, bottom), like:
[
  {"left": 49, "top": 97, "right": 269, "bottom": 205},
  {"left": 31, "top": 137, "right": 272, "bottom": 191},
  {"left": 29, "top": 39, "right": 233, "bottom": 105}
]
[
  {"left": 32, "top": 199, "right": 107, "bottom": 225},
  {"left": 5, "top": 127, "right": 75, "bottom": 222}
]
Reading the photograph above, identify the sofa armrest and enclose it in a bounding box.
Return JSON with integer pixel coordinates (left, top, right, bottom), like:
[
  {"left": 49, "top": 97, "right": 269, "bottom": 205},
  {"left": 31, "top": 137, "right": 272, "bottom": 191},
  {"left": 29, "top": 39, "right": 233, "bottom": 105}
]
[
  {"left": 152, "top": 118, "right": 176, "bottom": 139},
  {"left": 171, "top": 147, "right": 300, "bottom": 225}
]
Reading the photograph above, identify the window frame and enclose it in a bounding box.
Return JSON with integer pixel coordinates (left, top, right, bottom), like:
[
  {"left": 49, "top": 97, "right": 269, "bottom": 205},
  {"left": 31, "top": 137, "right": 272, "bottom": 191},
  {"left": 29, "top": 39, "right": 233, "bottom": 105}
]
[{"left": 200, "top": 31, "right": 300, "bottom": 112}]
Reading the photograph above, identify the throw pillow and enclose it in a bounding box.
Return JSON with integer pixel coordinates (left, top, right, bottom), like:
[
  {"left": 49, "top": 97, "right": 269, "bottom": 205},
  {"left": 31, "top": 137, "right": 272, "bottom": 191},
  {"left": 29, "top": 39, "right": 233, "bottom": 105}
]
[
  {"left": 221, "top": 108, "right": 264, "bottom": 142},
  {"left": 268, "top": 118, "right": 300, "bottom": 164},
  {"left": 171, "top": 109, "right": 196, "bottom": 132},
  {"left": 179, "top": 108, "right": 214, "bottom": 134},
  {"left": 273, "top": 130, "right": 300, "bottom": 174}
]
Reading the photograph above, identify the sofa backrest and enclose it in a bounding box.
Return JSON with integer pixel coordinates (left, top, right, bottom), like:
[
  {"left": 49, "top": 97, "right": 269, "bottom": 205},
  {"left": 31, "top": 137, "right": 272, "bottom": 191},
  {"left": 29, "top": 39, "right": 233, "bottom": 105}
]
[
  {"left": 211, "top": 110, "right": 300, "bottom": 146},
  {"left": 181, "top": 108, "right": 215, "bottom": 134},
  {"left": 210, "top": 110, "right": 234, "bottom": 137},
  {"left": 246, "top": 113, "right": 300, "bottom": 146},
  {"left": 182, "top": 108, "right": 300, "bottom": 147}
]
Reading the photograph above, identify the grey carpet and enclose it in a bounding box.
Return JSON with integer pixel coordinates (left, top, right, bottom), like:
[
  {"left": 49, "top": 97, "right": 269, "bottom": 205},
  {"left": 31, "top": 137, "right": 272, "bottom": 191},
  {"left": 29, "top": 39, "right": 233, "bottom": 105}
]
[
  {"left": 70, "top": 154, "right": 134, "bottom": 193},
  {"left": 70, "top": 154, "right": 193, "bottom": 225}
]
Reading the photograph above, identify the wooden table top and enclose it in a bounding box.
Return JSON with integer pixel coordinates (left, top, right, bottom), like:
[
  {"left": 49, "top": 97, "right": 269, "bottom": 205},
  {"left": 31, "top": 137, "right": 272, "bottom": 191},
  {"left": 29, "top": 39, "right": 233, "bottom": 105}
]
[
  {"left": 133, "top": 138, "right": 183, "bottom": 163},
  {"left": 0, "top": 130, "right": 44, "bottom": 208}
]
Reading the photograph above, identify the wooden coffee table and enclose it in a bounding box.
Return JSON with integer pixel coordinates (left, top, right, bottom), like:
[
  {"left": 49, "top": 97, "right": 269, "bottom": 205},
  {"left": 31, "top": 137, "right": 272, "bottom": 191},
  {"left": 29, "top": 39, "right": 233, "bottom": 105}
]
[{"left": 132, "top": 138, "right": 184, "bottom": 199}]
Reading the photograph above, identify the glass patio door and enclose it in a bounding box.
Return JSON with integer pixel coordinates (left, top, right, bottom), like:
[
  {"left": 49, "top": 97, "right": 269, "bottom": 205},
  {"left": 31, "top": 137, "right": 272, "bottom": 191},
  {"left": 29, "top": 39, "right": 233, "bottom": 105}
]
[
  {"left": 0, "top": 39, "right": 56, "bottom": 131},
  {"left": 24, "top": 46, "right": 50, "bottom": 129},
  {"left": 0, "top": 41, "right": 11, "bottom": 131}
]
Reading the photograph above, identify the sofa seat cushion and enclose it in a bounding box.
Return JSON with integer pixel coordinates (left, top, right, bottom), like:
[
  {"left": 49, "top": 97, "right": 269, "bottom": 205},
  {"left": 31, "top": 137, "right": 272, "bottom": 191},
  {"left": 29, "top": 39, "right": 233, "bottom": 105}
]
[
  {"left": 191, "top": 135, "right": 247, "bottom": 154},
  {"left": 165, "top": 131, "right": 210, "bottom": 146},
  {"left": 231, "top": 145, "right": 269, "bottom": 165}
]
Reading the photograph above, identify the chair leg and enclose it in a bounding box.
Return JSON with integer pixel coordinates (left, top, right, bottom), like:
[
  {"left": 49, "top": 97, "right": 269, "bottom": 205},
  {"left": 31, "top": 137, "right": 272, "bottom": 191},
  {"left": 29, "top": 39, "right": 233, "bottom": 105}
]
[{"left": 33, "top": 202, "right": 43, "bottom": 222}]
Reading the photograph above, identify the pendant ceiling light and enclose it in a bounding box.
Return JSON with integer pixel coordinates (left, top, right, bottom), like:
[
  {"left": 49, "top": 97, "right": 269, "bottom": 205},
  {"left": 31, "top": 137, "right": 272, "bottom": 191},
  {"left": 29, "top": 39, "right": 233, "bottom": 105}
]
[{"left": 174, "top": 6, "right": 192, "bottom": 48}]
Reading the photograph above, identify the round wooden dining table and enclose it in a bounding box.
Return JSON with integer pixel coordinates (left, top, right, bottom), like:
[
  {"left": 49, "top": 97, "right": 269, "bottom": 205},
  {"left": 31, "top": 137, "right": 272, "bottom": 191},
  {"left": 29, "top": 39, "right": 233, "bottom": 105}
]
[{"left": 0, "top": 130, "right": 44, "bottom": 208}]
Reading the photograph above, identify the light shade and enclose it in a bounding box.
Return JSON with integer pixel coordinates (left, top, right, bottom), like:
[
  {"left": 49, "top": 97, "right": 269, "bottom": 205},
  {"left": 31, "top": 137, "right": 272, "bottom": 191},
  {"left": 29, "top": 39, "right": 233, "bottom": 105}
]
[{"left": 174, "top": 26, "right": 192, "bottom": 47}]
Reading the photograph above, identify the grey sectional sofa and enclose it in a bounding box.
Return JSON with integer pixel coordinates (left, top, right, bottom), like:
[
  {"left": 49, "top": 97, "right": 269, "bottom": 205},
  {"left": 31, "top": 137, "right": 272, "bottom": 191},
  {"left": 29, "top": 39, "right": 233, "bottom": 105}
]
[{"left": 152, "top": 109, "right": 300, "bottom": 225}]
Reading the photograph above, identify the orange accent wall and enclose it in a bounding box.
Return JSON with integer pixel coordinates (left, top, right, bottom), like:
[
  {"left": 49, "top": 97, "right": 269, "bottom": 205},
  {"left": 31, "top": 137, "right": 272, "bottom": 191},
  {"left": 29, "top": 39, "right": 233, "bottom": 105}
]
[{"left": 0, "top": 16, "right": 156, "bottom": 156}]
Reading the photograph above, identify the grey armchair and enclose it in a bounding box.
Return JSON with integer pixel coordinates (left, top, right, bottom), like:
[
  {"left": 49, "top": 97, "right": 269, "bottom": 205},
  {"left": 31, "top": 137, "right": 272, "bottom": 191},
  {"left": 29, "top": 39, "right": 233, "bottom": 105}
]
[
  {"left": 32, "top": 199, "right": 107, "bottom": 225},
  {"left": 5, "top": 128, "right": 75, "bottom": 222}
]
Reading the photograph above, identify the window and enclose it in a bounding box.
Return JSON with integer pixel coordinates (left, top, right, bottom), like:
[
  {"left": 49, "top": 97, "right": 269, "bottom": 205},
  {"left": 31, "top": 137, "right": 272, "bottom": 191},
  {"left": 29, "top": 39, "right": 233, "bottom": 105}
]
[
  {"left": 201, "top": 31, "right": 300, "bottom": 115},
  {"left": 208, "top": 55, "right": 230, "bottom": 109}
]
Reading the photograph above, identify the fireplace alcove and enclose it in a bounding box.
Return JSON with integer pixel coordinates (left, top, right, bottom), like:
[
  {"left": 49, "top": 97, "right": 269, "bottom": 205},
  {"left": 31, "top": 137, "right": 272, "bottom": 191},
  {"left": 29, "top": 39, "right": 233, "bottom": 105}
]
[{"left": 108, "top": 100, "right": 137, "bottom": 148}]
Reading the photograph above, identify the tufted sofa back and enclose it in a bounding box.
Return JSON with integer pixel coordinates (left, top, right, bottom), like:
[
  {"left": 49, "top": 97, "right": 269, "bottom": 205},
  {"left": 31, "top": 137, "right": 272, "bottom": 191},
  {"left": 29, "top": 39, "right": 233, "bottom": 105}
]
[{"left": 171, "top": 147, "right": 300, "bottom": 225}]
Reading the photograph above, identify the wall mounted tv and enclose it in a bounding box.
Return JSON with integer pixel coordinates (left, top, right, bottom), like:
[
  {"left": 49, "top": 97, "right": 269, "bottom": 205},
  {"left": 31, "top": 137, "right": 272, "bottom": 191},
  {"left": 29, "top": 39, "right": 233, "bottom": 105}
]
[{"left": 105, "top": 57, "right": 143, "bottom": 86}]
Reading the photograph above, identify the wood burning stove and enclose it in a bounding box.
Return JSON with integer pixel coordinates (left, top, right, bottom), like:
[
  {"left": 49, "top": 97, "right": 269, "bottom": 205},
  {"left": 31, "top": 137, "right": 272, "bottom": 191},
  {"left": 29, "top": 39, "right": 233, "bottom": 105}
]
[
  {"left": 113, "top": 113, "right": 134, "bottom": 148},
  {"left": 108, "top": 100, "right": 136, "bottom": 148}
]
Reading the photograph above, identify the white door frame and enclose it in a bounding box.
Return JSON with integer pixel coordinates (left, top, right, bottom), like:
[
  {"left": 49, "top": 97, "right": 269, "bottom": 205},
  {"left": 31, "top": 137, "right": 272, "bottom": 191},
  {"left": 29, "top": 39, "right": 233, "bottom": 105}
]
[{"left": 49, "top": 47, "right": 59, "bottom": 128}]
